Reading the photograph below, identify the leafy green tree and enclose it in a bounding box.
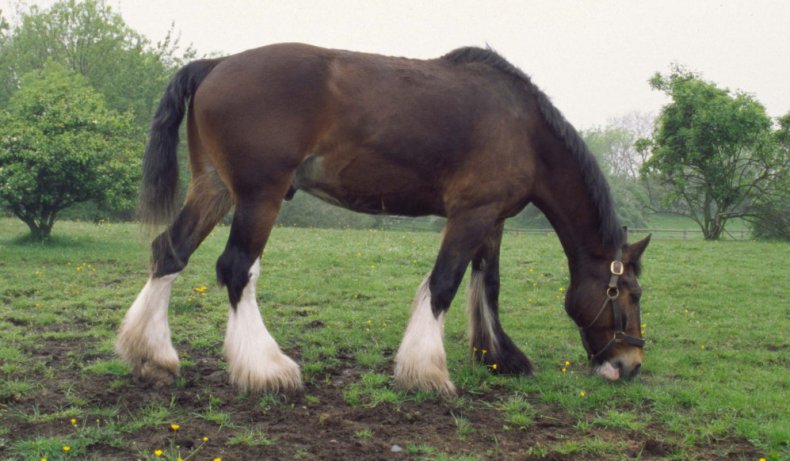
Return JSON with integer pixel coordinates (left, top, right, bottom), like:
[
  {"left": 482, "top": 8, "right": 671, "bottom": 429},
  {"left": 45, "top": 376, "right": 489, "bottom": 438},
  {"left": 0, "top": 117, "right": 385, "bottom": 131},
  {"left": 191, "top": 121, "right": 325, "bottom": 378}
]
[
  {"left": 0, "top": 63, "right": 140, "bottom": 240},
  {"left": 0, "top": 9, "right": 8, "bottom": 44},
  {"left": 0, "top": 0, "right": 194, "bottom": 127},
  {"left": 748, "top": 113, "right": 790, "bottom": 240},
  {"left": 639, "top": 66, "right": 779, "bottom": 240},
  {"left": 0, "top": 0, "right": 196, "bottom": 221},
  {"left": 582, "top": 118, "right": 653, "bottom": 227}
]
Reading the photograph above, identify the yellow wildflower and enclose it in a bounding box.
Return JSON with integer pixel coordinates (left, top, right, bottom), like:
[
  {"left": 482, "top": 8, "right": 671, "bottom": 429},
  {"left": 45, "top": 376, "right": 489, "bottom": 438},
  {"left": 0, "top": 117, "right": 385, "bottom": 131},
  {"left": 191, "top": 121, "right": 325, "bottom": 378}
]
[
  {"left": 70, "top": 418, "right": 77, "bottom": 426},
  {"left": 579, "top": 390, "right": 586, "bottom": 398},
  {"left": 561, "top": 367, "right": 567, "bottom": 373},
  {"left": 154, "top": 449, "right": 163, "bottom": 457},
  {"left": 194, "top": 286, "right": 208, "bottom": 294},
  {"left": 170, "top": 423, "right": 180, "bottom": 431},
  {"left": 214, "top": 458, "right": 222, "bottom": 461},
  {"left": 203, "top": 436, "right": 209, "bottom": 442},
  {"left": 492, "top": 364, "right": 497, "bottom": 370},
  {"left": 565, "top": 360, "right": 571, "bottom": 366},
  {"left": 62, "top": 446, "right": 71, "bottom": 452}
]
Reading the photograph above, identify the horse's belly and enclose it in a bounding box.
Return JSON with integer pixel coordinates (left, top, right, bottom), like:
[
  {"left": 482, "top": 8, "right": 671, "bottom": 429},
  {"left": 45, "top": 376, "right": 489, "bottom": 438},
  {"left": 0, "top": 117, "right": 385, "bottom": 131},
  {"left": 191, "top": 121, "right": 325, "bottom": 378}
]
[{"left": 293, "top": 154, "right": 443, "bottom": 216}]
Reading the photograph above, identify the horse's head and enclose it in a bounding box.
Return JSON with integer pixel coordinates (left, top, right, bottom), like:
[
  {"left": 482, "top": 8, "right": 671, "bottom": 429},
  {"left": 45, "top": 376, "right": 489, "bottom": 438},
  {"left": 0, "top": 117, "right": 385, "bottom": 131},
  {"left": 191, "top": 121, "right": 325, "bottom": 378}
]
[{"left": 566, "top": 235, "right": 651, "bottom": 381}]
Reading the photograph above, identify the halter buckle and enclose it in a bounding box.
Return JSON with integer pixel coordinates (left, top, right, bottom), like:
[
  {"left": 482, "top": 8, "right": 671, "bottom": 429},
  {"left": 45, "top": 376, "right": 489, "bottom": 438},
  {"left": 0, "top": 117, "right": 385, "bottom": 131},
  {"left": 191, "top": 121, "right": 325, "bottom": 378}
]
[{"left": 610, "top": 261, "right": 624, "bottom": 276}]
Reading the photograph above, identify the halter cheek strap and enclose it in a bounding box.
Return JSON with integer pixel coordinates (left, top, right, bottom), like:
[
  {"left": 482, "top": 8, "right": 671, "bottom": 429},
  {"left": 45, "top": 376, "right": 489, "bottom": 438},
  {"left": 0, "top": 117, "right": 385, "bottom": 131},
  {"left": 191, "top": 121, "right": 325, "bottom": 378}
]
[{"left": 580, "top": 248, "right": 645, "bottom": 363}]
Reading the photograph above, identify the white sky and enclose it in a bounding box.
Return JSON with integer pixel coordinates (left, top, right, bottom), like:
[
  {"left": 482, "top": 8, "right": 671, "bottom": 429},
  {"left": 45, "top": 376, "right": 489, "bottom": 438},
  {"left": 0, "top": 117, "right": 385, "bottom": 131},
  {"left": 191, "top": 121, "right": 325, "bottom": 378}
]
[{"left": 5, "top": 0, "right": 790, "bottom": 129}]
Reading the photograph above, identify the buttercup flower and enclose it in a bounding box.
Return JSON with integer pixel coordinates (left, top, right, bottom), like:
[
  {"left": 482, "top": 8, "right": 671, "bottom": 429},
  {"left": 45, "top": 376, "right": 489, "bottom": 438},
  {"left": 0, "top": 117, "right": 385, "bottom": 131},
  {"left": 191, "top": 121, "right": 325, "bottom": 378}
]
[
  {"left": 62, "top": 446, "right": 71, "bottom": 452},
  {"left": 154, "top": 449, "right": 163, "bottom": 457},
  {"left": 170, "top": 423, "right": 180, "bottom": 431},
  {"left": 579, "top": 390, "right": 587, "bottom": 398}
]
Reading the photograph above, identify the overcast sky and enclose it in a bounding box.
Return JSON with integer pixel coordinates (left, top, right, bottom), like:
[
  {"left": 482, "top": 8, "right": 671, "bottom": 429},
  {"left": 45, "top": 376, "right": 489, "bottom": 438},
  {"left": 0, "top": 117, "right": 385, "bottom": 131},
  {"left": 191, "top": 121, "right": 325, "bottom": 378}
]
[{"left": 6, "top": 0, "right": 790, "bottom": 129}]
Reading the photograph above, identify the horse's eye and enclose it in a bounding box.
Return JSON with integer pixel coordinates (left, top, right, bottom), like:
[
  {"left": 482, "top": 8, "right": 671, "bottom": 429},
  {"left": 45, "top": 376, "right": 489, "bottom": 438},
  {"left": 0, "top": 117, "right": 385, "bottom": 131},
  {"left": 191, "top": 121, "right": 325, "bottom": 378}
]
[{"left": 631, "top": 292, "right": 642, "bottom": 303}]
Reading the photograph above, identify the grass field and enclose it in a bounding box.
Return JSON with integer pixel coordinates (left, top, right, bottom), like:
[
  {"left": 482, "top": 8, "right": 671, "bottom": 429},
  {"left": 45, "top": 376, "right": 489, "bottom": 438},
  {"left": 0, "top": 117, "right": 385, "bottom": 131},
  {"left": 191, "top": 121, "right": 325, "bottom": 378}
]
[{"left": 0, "top": 218, "right": 787, "bottom": 460}]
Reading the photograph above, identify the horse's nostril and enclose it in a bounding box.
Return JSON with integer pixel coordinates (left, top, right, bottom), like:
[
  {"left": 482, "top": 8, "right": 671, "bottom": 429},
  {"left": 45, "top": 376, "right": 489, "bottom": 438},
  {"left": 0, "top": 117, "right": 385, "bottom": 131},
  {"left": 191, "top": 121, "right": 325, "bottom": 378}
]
[{"left": 630, "top": 363, "right": 642, "bottom": 378}]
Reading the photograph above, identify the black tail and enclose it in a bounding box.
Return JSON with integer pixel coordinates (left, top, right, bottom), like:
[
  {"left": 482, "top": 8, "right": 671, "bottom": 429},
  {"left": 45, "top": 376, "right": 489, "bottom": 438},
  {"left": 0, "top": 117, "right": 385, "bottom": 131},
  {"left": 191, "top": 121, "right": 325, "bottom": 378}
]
[{"left": 139, "top": 58, "right": 223, "bottom": 229}]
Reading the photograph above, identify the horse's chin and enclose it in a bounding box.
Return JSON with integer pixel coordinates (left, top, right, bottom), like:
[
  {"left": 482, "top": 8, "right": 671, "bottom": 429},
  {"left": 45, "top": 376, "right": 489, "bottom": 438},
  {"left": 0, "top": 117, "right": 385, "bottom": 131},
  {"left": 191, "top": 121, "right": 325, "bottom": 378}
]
[{"left": 594, "top": 361, "right": 620, "bottom": 381}]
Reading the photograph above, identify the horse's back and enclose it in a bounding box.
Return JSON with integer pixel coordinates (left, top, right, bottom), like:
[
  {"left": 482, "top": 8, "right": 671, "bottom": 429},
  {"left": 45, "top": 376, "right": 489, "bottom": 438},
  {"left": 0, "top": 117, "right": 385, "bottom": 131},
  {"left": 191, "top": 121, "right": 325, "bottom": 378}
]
[{"left": 190, "top": 43, "right": 537, "bottom": 217}]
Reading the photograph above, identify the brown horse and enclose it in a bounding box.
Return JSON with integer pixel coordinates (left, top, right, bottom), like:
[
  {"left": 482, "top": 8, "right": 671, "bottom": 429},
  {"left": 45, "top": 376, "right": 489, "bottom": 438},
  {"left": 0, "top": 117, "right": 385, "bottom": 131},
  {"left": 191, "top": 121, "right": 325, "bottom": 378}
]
[{"left": 116, "top": 43, "right": 650, "bottom": 395}]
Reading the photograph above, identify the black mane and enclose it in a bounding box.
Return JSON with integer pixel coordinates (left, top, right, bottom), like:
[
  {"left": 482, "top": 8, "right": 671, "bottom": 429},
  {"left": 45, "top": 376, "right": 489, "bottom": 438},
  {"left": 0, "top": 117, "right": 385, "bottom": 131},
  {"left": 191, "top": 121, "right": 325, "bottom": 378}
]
[{"left": 441, "top": 46, "right": 624, "bottom": 249}]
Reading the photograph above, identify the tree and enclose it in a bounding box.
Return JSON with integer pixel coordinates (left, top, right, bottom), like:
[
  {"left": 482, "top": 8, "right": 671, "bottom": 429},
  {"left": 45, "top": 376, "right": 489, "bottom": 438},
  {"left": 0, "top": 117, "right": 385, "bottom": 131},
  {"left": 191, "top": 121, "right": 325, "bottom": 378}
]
[
  {"left": 639, "top": 66, "right": 780, "bottom": 240},
  {"left": 0, "top": 9, "right": 8, "bottom": 44},
  {"left": 0, "top": 0, "right": 194, "bottom": 128},
  {"left": 0, "top": 0, "right": 196, "bottom": 221},
  {"left": 748, "top": 113, "right": 790, "bottom": 240},
  {"left": 0, "top": 63, "right": 140, "bottom": 240},
  {"left": 582, "top": 114, "right": 655, "bottom": 227}
]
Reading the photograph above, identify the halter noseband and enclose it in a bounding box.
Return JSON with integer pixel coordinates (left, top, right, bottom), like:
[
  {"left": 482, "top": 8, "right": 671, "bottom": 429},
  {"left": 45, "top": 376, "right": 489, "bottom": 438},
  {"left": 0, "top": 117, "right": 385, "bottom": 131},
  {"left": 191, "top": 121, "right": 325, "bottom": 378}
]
[{"left": 580, "top": 247, "right": 645, "bottom": 363}]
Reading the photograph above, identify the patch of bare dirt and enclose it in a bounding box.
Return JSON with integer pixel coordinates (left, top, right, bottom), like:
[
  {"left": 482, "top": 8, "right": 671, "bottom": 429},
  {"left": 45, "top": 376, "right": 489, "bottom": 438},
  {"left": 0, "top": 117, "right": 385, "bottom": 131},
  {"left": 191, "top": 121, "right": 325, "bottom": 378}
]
[{"left": 0, "top": 345, "right": 763, "bottom": 460}]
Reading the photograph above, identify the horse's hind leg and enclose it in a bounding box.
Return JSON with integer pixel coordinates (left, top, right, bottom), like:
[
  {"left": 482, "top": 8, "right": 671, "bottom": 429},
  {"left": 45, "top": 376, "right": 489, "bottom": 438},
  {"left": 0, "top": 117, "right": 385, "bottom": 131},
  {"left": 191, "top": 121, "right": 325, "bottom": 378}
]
[
  {"left": 217, "top": 193, "right": 301, "bottom": 393},
  {"left": 116, "top": 174, "right": 231, "bottom": 386},
  {"left": 467, "top": 223, "right": 534, "bottom": 375}
]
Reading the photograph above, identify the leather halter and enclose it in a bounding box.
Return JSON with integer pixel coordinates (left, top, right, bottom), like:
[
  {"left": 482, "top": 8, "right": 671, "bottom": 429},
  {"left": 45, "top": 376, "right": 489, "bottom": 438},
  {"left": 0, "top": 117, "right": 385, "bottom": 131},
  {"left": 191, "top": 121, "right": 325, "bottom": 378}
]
[{"left": 580, "top": 247, "right": 645, "bottom": 363}]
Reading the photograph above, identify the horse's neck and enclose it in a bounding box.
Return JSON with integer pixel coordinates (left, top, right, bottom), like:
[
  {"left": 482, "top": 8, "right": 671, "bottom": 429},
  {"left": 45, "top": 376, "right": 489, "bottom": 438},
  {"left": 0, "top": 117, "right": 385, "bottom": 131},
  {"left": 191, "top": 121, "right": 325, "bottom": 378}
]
[{"left": 531, "top": 149, "right": 614, "bottom": 275}]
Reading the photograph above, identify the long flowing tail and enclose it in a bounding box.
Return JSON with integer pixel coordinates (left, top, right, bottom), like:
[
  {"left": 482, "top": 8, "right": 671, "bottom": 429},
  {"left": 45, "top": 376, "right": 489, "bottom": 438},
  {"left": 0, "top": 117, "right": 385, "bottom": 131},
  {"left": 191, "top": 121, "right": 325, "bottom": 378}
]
[{"left": 139, "top": 58, "right": 223, "bottom": 229}]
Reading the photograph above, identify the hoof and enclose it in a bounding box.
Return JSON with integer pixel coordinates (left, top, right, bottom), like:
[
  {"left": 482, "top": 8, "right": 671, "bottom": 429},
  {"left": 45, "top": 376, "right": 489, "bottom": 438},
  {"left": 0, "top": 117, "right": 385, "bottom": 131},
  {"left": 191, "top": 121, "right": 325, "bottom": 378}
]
[
  {"left": 116, "top": 337, "right": 179, "bottom": 388},
  {"left": 394, "top": 362, "right": 457, "bottom": 397},
  {"left": 472, "top": 334, "right": 534, "bottom": 376},
  {"left": 135, "top": 359, "right": 179, "bottom": 387},
  {"left": 227, "top": 353, "right": 303, "bottom": 394}
]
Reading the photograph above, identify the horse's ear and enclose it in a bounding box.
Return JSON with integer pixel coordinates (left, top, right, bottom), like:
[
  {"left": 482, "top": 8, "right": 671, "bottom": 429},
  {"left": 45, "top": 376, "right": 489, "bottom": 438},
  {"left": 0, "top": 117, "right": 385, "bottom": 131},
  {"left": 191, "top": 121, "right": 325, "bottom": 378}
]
[{"left": 627, "top": 234, "right": 651, "bottom": 262}]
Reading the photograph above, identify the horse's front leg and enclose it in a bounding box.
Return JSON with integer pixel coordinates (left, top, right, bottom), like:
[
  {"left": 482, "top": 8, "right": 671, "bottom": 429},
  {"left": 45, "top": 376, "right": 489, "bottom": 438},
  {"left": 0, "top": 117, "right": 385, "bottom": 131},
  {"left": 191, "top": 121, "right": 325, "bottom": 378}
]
[{"left": 394, "top": 209, "right": 500, "bottom": 396}]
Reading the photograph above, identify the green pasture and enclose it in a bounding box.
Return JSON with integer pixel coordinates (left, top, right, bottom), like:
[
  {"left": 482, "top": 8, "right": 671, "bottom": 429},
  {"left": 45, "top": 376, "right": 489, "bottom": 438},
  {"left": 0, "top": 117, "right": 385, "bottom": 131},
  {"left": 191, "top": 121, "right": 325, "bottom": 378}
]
[{"left": 0, "top": 218, "right": 787, "bottom": 460}]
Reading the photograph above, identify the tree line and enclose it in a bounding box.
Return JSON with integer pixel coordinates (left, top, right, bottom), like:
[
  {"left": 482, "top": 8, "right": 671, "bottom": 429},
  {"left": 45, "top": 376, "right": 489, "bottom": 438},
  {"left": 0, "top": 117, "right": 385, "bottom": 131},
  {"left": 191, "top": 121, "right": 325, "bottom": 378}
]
[{"left": 1, "top": 1, "right": 787, "bottom": 240}]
